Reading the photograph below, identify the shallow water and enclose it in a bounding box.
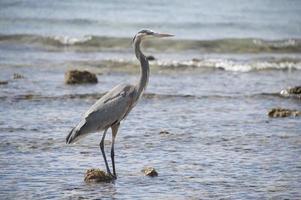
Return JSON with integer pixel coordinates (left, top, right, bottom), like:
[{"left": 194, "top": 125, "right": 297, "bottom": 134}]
[
  {"left": 1, "top": 0, "right": 301, "bottom": 199},
  {"left": 1, "top": 64, "right": 301, "bottom": 199}
]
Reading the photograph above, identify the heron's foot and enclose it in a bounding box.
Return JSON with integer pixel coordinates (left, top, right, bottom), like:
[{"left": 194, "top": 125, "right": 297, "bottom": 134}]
[
  {"left": 113, "top": 173, "right": 117, "bottom": 180},
  {"left": 107, "top": 172, "right": 117, "bottom": 180}
]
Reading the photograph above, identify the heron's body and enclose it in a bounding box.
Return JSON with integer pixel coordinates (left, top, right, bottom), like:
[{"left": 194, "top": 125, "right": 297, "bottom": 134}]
[
  {"left": 66, "top": 30, "right": 173, "bottom": 179},
  {"left": 66, "top": 83, "right": 137, "bottom": 143}
]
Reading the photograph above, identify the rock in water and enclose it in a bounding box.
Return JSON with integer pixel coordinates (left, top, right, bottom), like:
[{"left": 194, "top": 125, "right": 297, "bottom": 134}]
[
  {"left": 146, "top": 55, "right": 156, "bottom": 61},
  {"left": 159, "top": 130, "right": 170, "bottom": 135},
  {"left": 84, "top": 168, "right": 114, "bottom": 183},
  {"left": 65, "top": 70, "right": 98, "bottom": 84},
  {"left": 142, "top": 167, "right": 158, "bottom": 177},
  {"left": 280, "top": 86, "right": 301, "bottom": 99},
  {"left": 13, "top": 73, "right": 24, "bottom": 79},
  {"left": 0, "top": 80, "right": 8, "bottom": 85},
  {"left": 268, "top": 108, "right": 301, "bottom": 118},
  {"left": 287, "top": 86, "right": 301, "bottom": 94}
]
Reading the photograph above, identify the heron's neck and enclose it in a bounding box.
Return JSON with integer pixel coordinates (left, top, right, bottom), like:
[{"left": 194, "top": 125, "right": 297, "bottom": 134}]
[{"left": 134, "top": 38, "right": 149, "bottom": 97}]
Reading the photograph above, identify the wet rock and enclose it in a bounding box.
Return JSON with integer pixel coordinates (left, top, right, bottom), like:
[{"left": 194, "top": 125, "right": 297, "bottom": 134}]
[
  {"left": 13, "top": 73, "right": 25, "bottom": 79},
  {"left": 65, "top": 70, "right": 98, "bottom": 84},
  {"left": 159, "top": 130, "right": 170, "bottom": 135},
  {"left": 84, "top": 168, "right": 114, "bottom": 183},
  {"left": 142, "top": 167, "right": 158, "bottom": 177},
  {"left": 0, "top": 80, "right": 8, "bottom": 85},
  {"left": 192, "top": 58, "right": 201, "bottom": 62},
  {"left": 268, "top": 108, "right": 301, "bottom": 118},
  {"left": 287, "top": 86, "right": 301, "bottom": 94},
  {"left": 147, "top": 55, "right": 156, "bottom": 61},
  {"left": 280, "top": 86, "right": 301, "bottom": 99}
]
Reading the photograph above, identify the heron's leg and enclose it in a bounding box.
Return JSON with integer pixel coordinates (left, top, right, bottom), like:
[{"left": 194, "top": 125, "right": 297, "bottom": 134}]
[
  {"left": 99, "top": 128, "right": 112, "bottom": 175},
  {"left": 111, "top": 123, "right": 120, "bottom": 178}
]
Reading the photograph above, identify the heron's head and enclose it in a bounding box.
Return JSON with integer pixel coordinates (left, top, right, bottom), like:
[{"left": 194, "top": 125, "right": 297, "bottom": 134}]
[{"left": 132, "top": 29, "right": 174, "bottom": 42}]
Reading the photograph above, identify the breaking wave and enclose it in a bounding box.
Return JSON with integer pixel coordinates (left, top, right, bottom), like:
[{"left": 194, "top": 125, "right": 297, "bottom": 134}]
[
  {"left": 153, "top": 58, "right": 301, "bottom": 72},
  {"left": 95, "top": 58, "right": 301, "bottom": 72}
]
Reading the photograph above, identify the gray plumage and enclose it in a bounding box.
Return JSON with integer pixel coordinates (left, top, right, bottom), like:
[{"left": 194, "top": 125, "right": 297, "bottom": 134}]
[
  {"left": 66, "top": 84, "right": 136, "bottom": 143},
  {"left": 66, "top": 29, "right": 173, "bottom": 179}
]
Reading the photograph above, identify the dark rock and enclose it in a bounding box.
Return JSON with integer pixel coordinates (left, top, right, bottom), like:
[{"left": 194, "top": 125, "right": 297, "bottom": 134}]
[
  {"left": 280, "top": 86, "right": 301, "bottom": 99},
  {"left": 288, "top": 86, "right": 301, "bottom": 94},
  {"left": 84, "top": 168, "right": 114, "bottom": 183},
  {"left": 159, "top": 130, "right": 170, "bottom": 135},
  {"left": 0, "top": 80, "right": 8, "bottom": 85},
  {"left": 65, "top": 70, "right": 98, "bottom": 84},
  {"left": 142, "top": 167, "right": 158, "bottom": 177},
  {"left": 192, "top": 58, "right": 201, "bottom": 62},
  {"left": 23, "top": 94, "right": 35, "bottom": 100},
  {"left": 147, "top": 55, "right": 156, "bottom": 61},
  {"left": 268, "top": 108, "right": 301, "bottom": 118},
  {"left": 13, "top": 73, "right": 24, "bottom": 79}
]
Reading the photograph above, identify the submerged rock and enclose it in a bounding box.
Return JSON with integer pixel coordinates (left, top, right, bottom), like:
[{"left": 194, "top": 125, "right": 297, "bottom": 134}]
[
  {"left": 65, "top": 70, "right": 98, "bottom": 84},
  {"left": 147, "top": 55, "right": 156, "bottom": 61},
  {"left": 13, "top": 73, "right": 25, "bottom": 79},
  {"left": 192, "top": 58, "right": 201, "bottom": 62},
  {"left": 268, "top": 108, "right": 301, "bottom": 118},
  {"left": 142, "top": 167, "right": 158, "bottom": 177},
  {"left": 286, "top": 86, "right": 301, "bottom": 94},
  {"left": 0, "top": 80, "right": 8, "bottom": 85},
  {"left": 280, "top": 86, "right": 301, "bottom": 99},
  {"left": 84, "top": 168, "right": 114, "bottom": 183},
  {"left": 159, "top": 130, "right": 170, "bottom": 135}
]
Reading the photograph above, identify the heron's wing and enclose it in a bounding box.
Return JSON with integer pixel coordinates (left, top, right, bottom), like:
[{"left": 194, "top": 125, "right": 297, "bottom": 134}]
[
  {"left": 84, "top": 84, "right": 135, "bottom": 117},
  {"left": 80, "top": 84, "right": 137, "bottom": 132},
  {"left": 66, "top": 83, "right": 137, "bottom": 143}
]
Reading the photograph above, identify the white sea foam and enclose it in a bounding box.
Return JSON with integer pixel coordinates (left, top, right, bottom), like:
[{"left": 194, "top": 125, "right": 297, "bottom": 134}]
[
  {"left": 155, "top": 59, "right": 301, "bottom": 72},
  {"left": 52, "top": 35, "right": 92, "bottom": 45},
  {"left": 252, "top": 39, "right": 298, "bottom": 48}
]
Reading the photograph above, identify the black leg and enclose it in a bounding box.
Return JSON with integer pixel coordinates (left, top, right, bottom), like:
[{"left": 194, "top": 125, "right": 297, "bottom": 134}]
[
  {"left": 111, "top": 123, "right": 120, "bottom": 178},
  {"left": 99, "top": 128, "right": 112, "bottom": 175},
  {"left": 111, "top": 140, "right": 116, "bottom": 178}
]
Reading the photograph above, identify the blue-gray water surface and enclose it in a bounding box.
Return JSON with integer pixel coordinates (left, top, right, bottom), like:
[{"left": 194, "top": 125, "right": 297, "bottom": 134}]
[
  {"left": 1, "top": 64, "right": 301, "bottom": 199},
  {"left": 1, "top": 0, "right": 301, "bottom": 39},
  {"left": 1, "top": 0, "right": 301, "bottom": 199}
]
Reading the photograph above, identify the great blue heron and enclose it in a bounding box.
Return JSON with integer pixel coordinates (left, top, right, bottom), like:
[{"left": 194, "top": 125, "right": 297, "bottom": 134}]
[{"left": 66, "top": 30, "right": 174, "bottom": 179}]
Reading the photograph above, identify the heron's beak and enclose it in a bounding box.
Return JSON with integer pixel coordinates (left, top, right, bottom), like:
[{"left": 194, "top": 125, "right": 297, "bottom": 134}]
[{"left": 153, "top": 32, "right": 174, "bottom": 38}]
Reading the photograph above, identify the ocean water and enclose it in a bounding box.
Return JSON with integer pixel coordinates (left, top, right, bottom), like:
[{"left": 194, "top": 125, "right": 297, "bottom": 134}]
[
  {"left": 1, "top": 0, "right": 301, "bottom": 199},
  {"left": 1, "top": 0, "right": 301, "bottom": 39}
]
